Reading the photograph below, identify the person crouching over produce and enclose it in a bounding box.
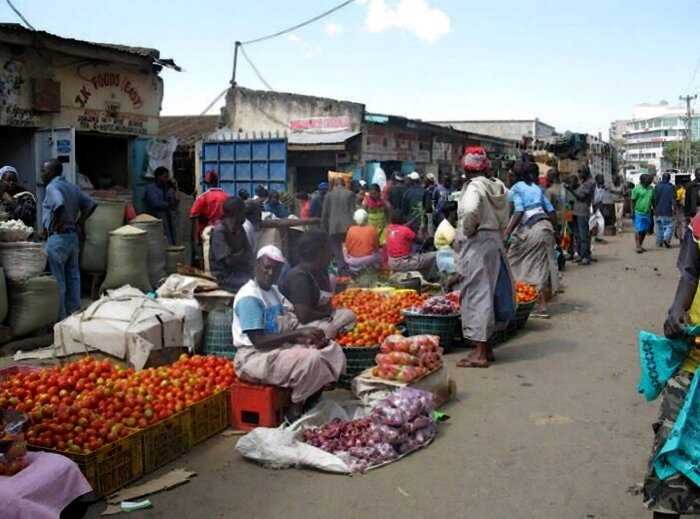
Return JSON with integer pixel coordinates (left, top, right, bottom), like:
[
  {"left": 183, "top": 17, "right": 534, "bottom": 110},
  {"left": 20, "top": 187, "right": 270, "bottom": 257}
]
[
  {"left": 343, "top": 209, "right": 381, "bottom": 271},
  {"left": 233, "top": 245, "right": 346, "bottom": 414},
  {"left": 281, "top": 230, "right": 356, "bottom": 338},
  {"left": 386, "top": 209, "right": 437, "bottom": 275}
]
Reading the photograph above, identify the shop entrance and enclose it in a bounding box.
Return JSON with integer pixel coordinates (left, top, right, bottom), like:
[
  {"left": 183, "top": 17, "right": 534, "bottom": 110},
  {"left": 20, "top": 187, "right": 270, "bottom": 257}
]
[
  {"left": 0, "top": 127, "right": 35, "bottom": 191},
  {"left": 75, "top": 132, "right": 130, "bottom": 189}
]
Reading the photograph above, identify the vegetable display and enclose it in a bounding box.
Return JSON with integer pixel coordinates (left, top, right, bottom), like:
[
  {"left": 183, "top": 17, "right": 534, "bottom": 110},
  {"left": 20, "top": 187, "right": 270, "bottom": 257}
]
[
  {"left": 372, "top": 335, "right": 443, "bottom": 382},
  {"left": 515, "top": 281, "right": 539, "bottom": 304},
  {"left": 332, "top": 289, "right": 427, "bottom": 347},
  {"left": 302, "top": 388, "right": 436, "bottom": 472},
  {"left": 0, "top": 408, "right": 28, "bottom": 476},
  {"left": 0, "top": 219, "right": 33, "bottom": 242},
  {"left": 415, "top": 295, "right": 460, "bottom": 315},
  {"left": 0, "top": 355, "right": 235, "bottom": 454}
]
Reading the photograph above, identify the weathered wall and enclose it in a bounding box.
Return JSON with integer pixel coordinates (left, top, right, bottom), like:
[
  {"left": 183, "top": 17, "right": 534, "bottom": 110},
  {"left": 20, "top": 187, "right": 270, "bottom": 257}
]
[
  {"left": 0, "top": 42, "right": 163, "bottom": 136},
  {"left": 225, "top": 86, "right": 364, "bottom": 136},
  {"left": 433, "top": 120, "right": 555, "bottom": 142}
]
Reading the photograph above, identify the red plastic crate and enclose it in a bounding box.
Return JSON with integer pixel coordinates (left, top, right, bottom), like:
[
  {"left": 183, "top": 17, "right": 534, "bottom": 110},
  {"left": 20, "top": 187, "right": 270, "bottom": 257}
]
[{"left": 229, "top": 380, "right": 291, "bottom": 431}]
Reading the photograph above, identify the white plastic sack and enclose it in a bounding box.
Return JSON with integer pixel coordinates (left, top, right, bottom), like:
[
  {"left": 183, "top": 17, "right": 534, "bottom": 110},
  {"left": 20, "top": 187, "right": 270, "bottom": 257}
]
[
  {"left": 371, "top": 167, "right": 386, "bottom": 191},
  {"left": 235, "top": 400, "right": 365, "bottom": 474},
  {"left": 589, "top": 209, "right": 604, "bottom": 236},
  {"left": 434, "top": 219, "right": 456, "bottom": 248},
  {"left": 157, "top": 298, "right": 203, "bottom": 352}
]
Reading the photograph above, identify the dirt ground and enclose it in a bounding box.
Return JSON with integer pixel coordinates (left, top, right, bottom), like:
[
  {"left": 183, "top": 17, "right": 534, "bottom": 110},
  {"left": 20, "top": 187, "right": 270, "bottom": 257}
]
[{"left": 84, "top": 230, "right": 681, "bottom": 519}]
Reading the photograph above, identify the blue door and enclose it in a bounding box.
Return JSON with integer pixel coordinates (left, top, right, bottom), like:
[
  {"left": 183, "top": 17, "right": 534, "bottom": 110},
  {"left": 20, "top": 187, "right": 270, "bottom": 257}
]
[{"left": 201, "top": 138, "right": 287, "bottom": 196}]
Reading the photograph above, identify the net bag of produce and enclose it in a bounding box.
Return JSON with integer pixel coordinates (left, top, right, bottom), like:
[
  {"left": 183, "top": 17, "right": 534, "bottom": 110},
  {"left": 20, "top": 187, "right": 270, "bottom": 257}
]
[
  {"left": 130, "top": 214, "right": 166, "bottom": 287},
  {"left": 0, "top": 267, "right": 7, "bottom": 322},
  {"left": 100, "top": 225, "right": 151, "bottom": 293},
  {"left": 0, "top": 241, "right": 47, "bottom": 282},
  {"left": 80, "top": 198, "right": 125, "bottom": 273},
  {"left": 7, "top": 275, "right": 59, "bottom": 336},
  {"left": 165, "top": 245, "right": 186, "bottom": 275}
]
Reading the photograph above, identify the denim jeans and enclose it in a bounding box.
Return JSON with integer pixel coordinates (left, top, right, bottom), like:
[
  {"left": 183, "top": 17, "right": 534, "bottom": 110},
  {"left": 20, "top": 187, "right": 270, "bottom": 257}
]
[
  {"left": 45, "top": 232, "right": 81, "bottom": 320},
  {"left": 655, "top": 216, "right": 674, "bottom": 245},
  {"left": 574, "top": 215, "right": 591, "bottom": 261}
]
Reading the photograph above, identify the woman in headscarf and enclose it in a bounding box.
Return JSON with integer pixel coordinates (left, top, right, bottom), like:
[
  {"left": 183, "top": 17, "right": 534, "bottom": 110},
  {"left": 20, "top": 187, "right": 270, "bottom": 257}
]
[
  {"left": 343, "top": 208, "right": 380, "bottom": 271},
  {"left": 504, "top": 160, "right": 559, "bottom": 317},
  {"left": 454, "top": 159, "right": 514, "bottom": 368},
  {"left": 0, "top": 165, "right": 36, "bottom": 227},
  {"left": 362, "top": 183, "right": 390, "bottom": 245}
]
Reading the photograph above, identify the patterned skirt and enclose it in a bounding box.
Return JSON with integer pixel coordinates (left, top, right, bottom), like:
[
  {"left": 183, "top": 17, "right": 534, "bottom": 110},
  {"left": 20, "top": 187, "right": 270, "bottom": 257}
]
[{"left": 643, "top": 371, "right": 700, "bottom": 513}]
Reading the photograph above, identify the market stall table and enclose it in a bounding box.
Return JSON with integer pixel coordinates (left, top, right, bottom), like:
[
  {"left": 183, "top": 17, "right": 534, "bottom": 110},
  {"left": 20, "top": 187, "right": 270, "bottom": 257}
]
[{"left": 0, "top": 451, "right": 92, "bottom": 519}]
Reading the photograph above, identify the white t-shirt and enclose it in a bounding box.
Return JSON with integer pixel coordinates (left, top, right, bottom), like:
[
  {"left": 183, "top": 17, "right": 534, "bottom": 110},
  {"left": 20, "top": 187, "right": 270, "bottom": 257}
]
[{"left": 232, "top": 279, "right": 288, "bottom": 348}]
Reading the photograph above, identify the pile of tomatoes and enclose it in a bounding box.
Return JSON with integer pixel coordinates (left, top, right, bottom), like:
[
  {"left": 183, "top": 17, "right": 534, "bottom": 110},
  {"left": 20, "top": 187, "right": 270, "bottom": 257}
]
[
  {"left": 332, "top": 289, "right": 428, "bottom": 347},
  {"left": 515, "top": 281, "right": 539, "bottom": 304},
  {"left": 0, "top": 354, "right": 235, "bottom": 455}
]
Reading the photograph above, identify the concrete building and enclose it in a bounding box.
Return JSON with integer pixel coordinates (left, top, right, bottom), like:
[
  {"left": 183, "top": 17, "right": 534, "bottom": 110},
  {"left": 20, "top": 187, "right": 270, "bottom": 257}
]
[
  {"left": 197, "top": 85, "right": 518, "bottom": 195},
  {"left": 0, "top": 23, "right": 178, "bottom": 213},
  {"left": 612, "top": 101, "right": 700, "bottom": 173},
  {"left": 431, "top": 119, "right": 556, "bottom": 142}
]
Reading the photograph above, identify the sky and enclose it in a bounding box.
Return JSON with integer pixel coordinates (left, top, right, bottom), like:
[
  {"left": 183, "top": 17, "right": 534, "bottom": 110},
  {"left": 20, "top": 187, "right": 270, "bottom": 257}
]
[{"left": 2, "top": 0, "right": 700, "bottom": 138}]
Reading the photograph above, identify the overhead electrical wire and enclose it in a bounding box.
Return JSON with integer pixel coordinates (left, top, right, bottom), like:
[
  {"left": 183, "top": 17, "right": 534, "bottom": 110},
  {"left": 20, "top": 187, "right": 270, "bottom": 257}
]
[
  {"left": 239, "top": 45, "right": 275, "bottom": 91},
  {"left": 6, "top": 0, "right": 35, "bottom": 30},
  {"left": 241, "top": 0, "right": 355, "bottom": 45},
  {"left": 201, "top": 0, "right": 356, "bottom": 114}
]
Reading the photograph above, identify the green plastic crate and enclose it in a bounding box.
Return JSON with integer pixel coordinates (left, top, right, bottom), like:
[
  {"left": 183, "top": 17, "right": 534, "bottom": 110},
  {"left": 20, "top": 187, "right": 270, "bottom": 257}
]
[{"left": 203, "top": 307, "right": 236, "bottom": 359}]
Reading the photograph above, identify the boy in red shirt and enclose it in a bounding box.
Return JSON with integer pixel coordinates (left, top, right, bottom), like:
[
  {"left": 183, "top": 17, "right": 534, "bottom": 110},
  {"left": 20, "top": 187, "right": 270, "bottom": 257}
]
[
  {"left": 190, "top": 171, "right": 229, "bottom": 265},
  {"left": 385, "top": 210, "right": 436, "bottom": 275}
]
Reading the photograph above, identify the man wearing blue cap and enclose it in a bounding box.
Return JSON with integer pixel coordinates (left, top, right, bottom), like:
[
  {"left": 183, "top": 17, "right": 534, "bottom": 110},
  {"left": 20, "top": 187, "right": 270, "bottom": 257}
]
[{"left": 309, "top": 182, "right": 328, "bottom": 218}]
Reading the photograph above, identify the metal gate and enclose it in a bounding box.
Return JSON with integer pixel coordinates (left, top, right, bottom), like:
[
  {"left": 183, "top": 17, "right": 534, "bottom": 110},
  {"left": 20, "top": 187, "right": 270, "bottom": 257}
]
[{"left": 201, "top": 138, "right": 287, "bottom": 196}]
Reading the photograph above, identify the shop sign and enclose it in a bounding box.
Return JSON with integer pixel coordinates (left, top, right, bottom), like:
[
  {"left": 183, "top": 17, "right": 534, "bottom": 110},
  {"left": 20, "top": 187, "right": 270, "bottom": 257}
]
[
  {"left": 0, "top": 58, "right": 40, "bottom": 127},
  {"left": 290, "top": 116, "right": 351, "bottom": 132},
  {"left": 73, "top": 72, "right": 144, "bottom": 110},
  {"left": 76, "top": 109, "right": 148, "bottom": 135},
  {"left": 432, "top": 141, "right": 452, "bottom": 162}
]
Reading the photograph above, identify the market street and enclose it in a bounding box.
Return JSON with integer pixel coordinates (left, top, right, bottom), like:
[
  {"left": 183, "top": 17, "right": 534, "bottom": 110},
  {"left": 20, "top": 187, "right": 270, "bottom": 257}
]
[{"left": 84, "top": 231, "right": 674, "bottom": 519}]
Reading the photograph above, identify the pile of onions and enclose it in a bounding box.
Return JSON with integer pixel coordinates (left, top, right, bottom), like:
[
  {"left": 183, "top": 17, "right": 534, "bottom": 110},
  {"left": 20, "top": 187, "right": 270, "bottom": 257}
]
[{"left": 302, "top": 388, "right": 437, "bottom": 472}]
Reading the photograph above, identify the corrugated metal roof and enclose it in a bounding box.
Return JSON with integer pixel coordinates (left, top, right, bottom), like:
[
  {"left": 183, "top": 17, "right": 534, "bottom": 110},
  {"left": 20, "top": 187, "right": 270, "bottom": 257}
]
[
  {"left": 0, "top": 23, "right": 178, "bottom": 68},
  {"left": 158, "top": 115, "right": 220, "bottom": 147},
  {"left": 287, "top": 130, "right": 360, "bottom": 145}
]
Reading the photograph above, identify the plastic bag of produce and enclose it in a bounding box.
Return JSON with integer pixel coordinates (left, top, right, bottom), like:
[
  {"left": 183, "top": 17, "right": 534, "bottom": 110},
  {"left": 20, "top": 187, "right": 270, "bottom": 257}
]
[
  {"left": 100, "top": 225, "right": 152, "bottom": 293},
  {"left": 376, "top": 351, "right": 421, "bottom": 367},
  {"left": 7, "top": 275, "right": 59, "bottom": 337},
  {"left": 130, "top": 214, "right": 166, "bottom": 287},
  {"left": 80, "top": 198, "right": 125, "bottom": 273},
  {"left": 0, "top": 408, "right": 28, "bottom": 476}
]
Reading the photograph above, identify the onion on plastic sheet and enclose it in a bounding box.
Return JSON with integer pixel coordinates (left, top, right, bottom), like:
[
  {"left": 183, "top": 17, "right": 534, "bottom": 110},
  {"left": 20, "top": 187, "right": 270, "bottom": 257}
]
[
  {"left": 403, "top": 415, "right": 432, "bottom": 434},
  {"left": 375, "top": 424, "right": 402, "bottom": 444}
]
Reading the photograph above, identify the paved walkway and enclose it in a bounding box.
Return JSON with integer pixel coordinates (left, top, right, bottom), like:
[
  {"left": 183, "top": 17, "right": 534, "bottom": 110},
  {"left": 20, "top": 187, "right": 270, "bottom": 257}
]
[{"left": 86, "top": 231, "right": 678, "bottom": 519}]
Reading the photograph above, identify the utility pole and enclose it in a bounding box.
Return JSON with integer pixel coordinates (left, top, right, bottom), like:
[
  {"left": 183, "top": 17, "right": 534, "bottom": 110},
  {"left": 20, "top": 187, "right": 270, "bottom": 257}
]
[
  {"left": 679, "top": 94, "right": 697, "bottom": 172},
  {"left": 230, "top": 41, "right": 241, "bottom": 86}
]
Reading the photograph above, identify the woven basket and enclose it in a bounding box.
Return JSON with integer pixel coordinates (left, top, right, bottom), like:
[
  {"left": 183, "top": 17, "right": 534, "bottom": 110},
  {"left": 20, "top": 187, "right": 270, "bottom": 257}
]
[
  {"left": 401, "top": 310, "right": 460, "bottom": 351},
  {"left": 0, "top": 242, "right": 47, "bottom": 282},
  {"left": 339, "top": 345, "right": 379, "bottom": 388},
  {"left": 513, "top": 300, "right": 537, "bottom": 329}
]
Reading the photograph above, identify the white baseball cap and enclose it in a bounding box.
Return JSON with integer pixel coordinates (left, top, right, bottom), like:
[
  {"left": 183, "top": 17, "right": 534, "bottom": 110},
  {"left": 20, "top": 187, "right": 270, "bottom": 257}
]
[
  {"left": 407, "top": 171, "right": 420, "bottom": 180},
  {"left": 426, "top": 173, "right": 436, "bottom": 181},
  {"left": 256, "top": 245, "right": 285, "bottom": 264}
]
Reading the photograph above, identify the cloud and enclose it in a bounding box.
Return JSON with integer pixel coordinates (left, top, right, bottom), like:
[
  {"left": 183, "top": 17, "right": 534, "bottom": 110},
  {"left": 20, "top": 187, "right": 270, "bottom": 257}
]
[
  {"left": 325, "top": 22, "right": 344, "bottom": 37},
  {"left": 361, "top": 0, "right": 450, "bottom": 42},
  {"left": 287, "top": 34, "right": 320, "bottom": 59}
]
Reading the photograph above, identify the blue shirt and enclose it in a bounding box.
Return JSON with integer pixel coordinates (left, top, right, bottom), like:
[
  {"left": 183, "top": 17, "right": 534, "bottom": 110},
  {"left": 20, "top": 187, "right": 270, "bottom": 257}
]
[
  {"left": 42, "top": 176, "right": 95, "bottom": 232},
  {"left": 654, "top": 180, "right": 675, "bottom": 217},
  {"left": 263, "top": 201, "right": 290, "bottom": 218},
  {"left": 508, "top": 181, "right": 555, "bottom": 213}
]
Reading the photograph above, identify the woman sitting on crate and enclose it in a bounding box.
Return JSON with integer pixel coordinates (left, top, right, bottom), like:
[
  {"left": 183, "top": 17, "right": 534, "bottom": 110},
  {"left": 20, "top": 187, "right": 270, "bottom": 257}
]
[
  {"left": 281, "top": 230, "right": 356, "bottom": 338},
  {"left": 232, "top": 245, "right": 346, "bottom": 415},
  {"left": 503, "top": 160, "right": 559, "bottom": 318}
]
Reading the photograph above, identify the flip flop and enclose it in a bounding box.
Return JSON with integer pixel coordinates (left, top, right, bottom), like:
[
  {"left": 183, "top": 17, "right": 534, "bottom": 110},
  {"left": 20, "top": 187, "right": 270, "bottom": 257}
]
[
  {"left": 530, "top": 312, "right": 551, "bottom": 319},
  {"left": 456, "top": 357, "right": 491, "bottom": 368}
]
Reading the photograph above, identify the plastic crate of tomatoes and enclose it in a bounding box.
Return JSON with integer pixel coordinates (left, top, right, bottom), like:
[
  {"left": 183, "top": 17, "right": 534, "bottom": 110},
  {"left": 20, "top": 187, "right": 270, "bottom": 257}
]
[
  {"left": 141, "top": 409, "right": 192, "bottom": 474},
  {"left": 189, "top": 389, "right": 231, "bottom": 446},
  {"left": 32, "top": 427, "right": 143, "bottom": 497}
]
